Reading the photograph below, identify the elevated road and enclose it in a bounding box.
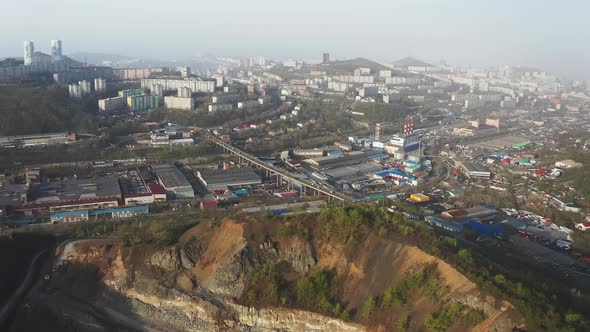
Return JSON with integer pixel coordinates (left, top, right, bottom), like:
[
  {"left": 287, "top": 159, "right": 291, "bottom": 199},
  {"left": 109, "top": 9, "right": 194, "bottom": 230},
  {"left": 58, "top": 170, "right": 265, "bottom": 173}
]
[{"left": 200, "top": 131, "right": 352, "bottom": 203}]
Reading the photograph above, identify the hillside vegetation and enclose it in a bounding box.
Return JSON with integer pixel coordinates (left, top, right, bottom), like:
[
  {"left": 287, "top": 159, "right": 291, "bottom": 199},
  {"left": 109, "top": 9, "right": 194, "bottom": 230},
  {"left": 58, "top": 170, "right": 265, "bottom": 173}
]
[
  {"left": 6, "top": 204, "right": 590, "bottom": 331},
  {"left": 0, "top": 84, "right": 98, "bottom": 136}
]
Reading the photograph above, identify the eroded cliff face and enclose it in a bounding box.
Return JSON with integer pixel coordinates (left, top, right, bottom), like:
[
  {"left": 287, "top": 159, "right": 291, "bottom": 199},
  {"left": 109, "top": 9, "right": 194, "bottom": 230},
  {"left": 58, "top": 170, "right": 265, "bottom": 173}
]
[{"left": 15, "top": 218, "right": 524, "bottom": 331}]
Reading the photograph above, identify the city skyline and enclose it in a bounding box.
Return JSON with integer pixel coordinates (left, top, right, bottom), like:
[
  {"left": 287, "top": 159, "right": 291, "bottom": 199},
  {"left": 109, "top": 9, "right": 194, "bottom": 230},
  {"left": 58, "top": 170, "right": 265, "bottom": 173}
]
[
  {"left": 2, "top": 2, "right": 590, "bottom": 330},
  {"left": 1, "top": 0, "right": 589, "bottom": 79}
]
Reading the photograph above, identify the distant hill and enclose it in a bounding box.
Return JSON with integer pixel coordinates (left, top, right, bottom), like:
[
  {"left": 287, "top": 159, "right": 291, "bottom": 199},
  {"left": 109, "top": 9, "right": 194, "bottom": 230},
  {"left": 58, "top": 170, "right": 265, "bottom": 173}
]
[
  {"left": 68, "top": 52, "right": 141, "bottom": 67},
  {"left": 392, "top": 57, "right": 432, "bottom": 68},
  {"left": 318, "top": 57, "right": 393, "bottom": 74},
  {"left": 33, "top": 52, "right": 82, "bottom": 67},
  {"left": 0, "top": 58, "right": 24, "bottom": 67},
  {"left": 68, "top": 52, "right": 218, "bottom": 73}
]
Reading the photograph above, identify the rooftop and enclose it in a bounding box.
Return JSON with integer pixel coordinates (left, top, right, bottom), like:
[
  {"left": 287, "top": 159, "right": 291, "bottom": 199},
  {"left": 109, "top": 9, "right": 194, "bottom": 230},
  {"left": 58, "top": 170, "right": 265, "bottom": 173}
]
[
  {"left": 36, "top": 176, "right": 121, "bottom": 202},
  {"left": 198, "top": 167, "right": 262, "bottom": 187},
  {"left": 323, "top": 162, "right": 384, "bottom": 180},
  {"left": 0, "top": 184, "right": 29, "bottom": 207},
  {"left": 303, "top": 150, "right": 381, "bottom": 170},
  {"left": 152, "top": 164, "right": 192, "bottom": 189},
  {"left": 459, "top": 161, "right": 490, "bottom": 173}
]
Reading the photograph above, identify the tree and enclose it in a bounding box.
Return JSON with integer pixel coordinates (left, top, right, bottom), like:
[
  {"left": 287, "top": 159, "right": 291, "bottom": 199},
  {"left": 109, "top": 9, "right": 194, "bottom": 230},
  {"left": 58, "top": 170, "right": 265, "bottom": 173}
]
[
  {"left": 360, "top": 296, "right": 376, "bottom": 319},
  {"left": 98, "top": 131, "right": 112, "bottom": 146},
  {"left": 398, "top": 314, "right": 411, "bottom": 331},
  {"left": 296, "top": 277, "right": 315, "bottom": 306}
]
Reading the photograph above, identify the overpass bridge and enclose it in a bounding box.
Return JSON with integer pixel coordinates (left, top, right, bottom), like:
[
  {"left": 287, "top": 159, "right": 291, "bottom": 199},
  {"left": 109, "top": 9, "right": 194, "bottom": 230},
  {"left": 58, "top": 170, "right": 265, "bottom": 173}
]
[{"left": 200, "top": 131, "right": 351, "bottom": 204}]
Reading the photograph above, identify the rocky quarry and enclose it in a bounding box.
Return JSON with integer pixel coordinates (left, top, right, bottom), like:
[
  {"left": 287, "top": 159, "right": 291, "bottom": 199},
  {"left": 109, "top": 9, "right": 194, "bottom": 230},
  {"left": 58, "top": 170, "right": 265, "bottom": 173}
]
[{"left": 9, "top": 218, "right": 525, "bottom": 331}]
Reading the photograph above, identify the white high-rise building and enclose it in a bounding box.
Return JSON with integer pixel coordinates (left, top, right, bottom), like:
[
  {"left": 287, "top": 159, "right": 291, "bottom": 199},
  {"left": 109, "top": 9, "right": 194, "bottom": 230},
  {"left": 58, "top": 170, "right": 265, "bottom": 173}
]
[
  {"left": 211, "top": 75, "right": 224, "bottom": 88},
  {"left": 176, "top": 66, "right": 190, "bottom": 77},
  {"left": 69, "top": 84, "right": 82, "bottom": 98},
  {"left": 79, "top": 80, "right": 92, "bottom": 95},
  {"left": 178, "top": 87, "right": 192, "bottom": 98},
  {"left": 150, "top": 83, "right": 163, "bottom": 96},
  {"left": 50, "top": 40, "right": 62, "bottom": 62},
  {"left": 24, "top": 41, "right": 34, "bottom": 65},
  {"left": 94, "top": 78, "right": 107, "bottom": 93}
]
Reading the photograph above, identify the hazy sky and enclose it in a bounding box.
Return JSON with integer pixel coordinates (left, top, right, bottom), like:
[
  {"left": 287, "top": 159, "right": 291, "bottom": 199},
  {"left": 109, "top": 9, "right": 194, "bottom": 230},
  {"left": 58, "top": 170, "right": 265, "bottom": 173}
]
[{"left": 2, "top": 0, "right": 589, "bottom": 78}]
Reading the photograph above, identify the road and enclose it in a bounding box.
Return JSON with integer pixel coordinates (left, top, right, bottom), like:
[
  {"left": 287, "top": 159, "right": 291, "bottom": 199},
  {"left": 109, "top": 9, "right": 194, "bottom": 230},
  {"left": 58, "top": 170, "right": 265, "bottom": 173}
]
[
  {"left": 0, "top": 249, "right": 47, "bottom": 327},
  {"left": 201, "top": 130, "right": 353, "bottom": 203}
]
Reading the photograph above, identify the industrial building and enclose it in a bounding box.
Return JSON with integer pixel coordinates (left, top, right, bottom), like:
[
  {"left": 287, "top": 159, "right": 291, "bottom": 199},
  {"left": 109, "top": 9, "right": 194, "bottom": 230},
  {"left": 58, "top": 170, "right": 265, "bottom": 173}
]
[
  {"left": 243, "top": 200, "right": 327, "bottom": 216},
  {"left": 0, "top": 132, "right": 72, "bottom": 148},
  {"left": 196, "top": 167, "right": 262, "bottom": 192},
  {"left": 387, "top": 132, "right": 422, "bottom": 153},
  {"left": 170, "top": 138, "right": 194, "bottom": 146},
  {"left": 150, "top": 132, "right": 169, "bottom": 146},
  {"left": 302, "top": 150, "right": 382, "bottom": 170},
  {"left": 10, "top": 176, "right": 123, "bottom": 218},
  {"left": 424, "top": 216, "right": 463, "bottom": 233},
  {"left": 141, "top": 78, "right": 215, "bottom": 93},
  {"left": 119, "top": 171, "right": 154, "bottom": 205},
  {"left": 373, "top": 169, "right": 416, "bottom": 183},
  {"left": 39, "top": 176, "right": 122, "bottom": 202},
  {"left": 0, "top": 184, "right": 29, "bottom": 215},
  {"left": 152, "top": 164, "right": 194, "bottom": 198},
  {"left": 50, "top": 205, "right": 149, "bottom": 223},
  {"left": 323, "top": 163, "right": 384, "bottom": 181},
  {"left": 441, "top": 205, "right": 498, "bottom": 222},
  {"left": 456, "top": 161, "right": 492, "bottom": 179},
  {"left": 147, "top": 183, "right": 167, "bottom": 202}
]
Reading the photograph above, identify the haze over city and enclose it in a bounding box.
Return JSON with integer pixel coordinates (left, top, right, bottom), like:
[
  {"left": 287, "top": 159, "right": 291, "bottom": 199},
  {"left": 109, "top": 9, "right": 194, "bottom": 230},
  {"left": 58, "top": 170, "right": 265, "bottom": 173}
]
[
  {"left": 3, "top": 1, "right": 590, "bottom": 331},
  {"left": 2, "top": 0, "right": 590, "bottom": 78}
]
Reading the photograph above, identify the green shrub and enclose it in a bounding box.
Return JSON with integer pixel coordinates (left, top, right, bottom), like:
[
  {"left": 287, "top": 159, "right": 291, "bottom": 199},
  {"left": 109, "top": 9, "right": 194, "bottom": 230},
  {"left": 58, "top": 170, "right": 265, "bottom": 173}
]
[
  {"left": 397, "top": 314, "right": 412, "bottom": 331},
  {"left": 360, "top": 296, "right": 376, "bottom": 319}
]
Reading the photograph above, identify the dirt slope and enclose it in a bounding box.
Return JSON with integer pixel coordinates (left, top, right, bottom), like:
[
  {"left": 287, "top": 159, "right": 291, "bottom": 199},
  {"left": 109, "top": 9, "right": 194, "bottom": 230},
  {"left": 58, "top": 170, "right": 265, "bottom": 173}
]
[
  {"left": 11, "top": 218, "right": 524, "bottom": 331},
  {"left": 316, "top": 232, "right": 477, "bottom": 308}
]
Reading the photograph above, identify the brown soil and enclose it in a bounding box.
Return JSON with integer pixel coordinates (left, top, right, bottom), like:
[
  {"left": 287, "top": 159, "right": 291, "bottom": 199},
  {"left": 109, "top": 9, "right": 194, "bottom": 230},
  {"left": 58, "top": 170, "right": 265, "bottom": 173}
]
[
  {"left": 190, "top": 220, "right": 248, "bottom": 282},
  {"left": 316, "top": 232, "right": 477, "bottom": 309},
  {"left": 46, "top": 218, "right": 523, "bottom": 331}
]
